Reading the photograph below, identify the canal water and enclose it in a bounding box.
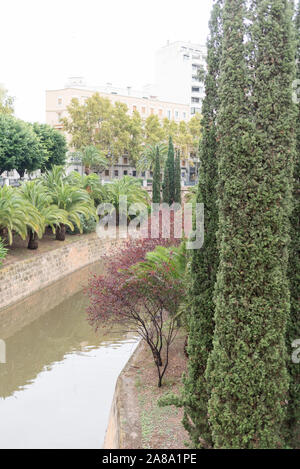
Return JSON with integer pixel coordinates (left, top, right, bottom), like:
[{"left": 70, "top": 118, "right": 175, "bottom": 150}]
[{"left": 0, "top": 262, "right": 138, "bottom": 449}]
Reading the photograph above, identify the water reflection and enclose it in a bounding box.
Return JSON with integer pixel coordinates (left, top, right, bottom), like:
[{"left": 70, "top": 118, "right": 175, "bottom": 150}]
[{"left": 0, "top": 262, "right": 138, "bottom": 449}]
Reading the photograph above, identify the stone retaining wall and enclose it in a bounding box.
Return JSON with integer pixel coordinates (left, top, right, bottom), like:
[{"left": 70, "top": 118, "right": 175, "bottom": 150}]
[{"left": 0, "top": 233, "right": 124, "bottom": 311}]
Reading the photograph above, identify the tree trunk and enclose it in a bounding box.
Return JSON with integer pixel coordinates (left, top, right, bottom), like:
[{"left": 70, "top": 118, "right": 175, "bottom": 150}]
[
  {"left": 152, "top": 349, "right": 162, "bottom": 367},
  {"left": 55, "top": 224, "right": 66, "bottom": 241},
  {"left": 28, "top": 231, "right": 39, "bottom": 250}
]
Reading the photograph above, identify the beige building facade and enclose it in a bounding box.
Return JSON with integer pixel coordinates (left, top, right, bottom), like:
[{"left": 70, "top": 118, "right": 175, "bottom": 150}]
[
  {"left": 45, "top": 85, "right": 190, "bottom": 131},
  {"left": 45, "top": 82, "right": 196, "bottom": 185}
]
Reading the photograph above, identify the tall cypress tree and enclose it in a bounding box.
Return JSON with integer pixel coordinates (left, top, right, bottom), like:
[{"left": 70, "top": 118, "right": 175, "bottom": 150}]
[
  {"left": 174, "top": 150, "right": 182, "bottom": 204},
  {"left": 206, "top": 0, "right": 296, "bottom": 449},
  {"left": 181, "top": 0, "right": 223, "bottom": 448},
  {"left": 152, "top": 147, "right": 161, "bottom": 204},
  {"left": 286, "top": 0, "right": 300, "bottom": 447},
  {"left": 163, "top": 136, "right": 175, "bottom": 205}
]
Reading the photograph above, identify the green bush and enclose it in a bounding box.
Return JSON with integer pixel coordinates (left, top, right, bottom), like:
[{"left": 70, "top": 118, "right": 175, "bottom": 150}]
[{"left": 67, "top": 214, "right": 97, "bottom": 234}]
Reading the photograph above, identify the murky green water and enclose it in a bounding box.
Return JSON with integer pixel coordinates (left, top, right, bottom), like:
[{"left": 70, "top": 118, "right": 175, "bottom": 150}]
[{"left": 0, "top": 262, "right": 138, "bottom": 449}]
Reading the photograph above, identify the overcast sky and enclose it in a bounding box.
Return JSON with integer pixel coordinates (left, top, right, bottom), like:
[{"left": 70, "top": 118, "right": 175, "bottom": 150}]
[{"left": 1, "top": 0, "right": 214, "bottom": 123}]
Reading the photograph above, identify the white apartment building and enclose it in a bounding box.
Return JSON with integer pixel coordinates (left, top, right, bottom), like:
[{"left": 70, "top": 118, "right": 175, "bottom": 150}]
[{"left": 155, "top": 41, "right": 207, "bottom": 116}]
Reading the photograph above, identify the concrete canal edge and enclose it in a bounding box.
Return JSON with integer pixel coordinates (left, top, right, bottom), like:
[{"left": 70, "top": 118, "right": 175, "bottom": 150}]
[
  {"left": 0, "top": 232, "right": 126, "bottom": 311},
  {"left": 103, "top": 340, "right": 144, "bottom": 449}
]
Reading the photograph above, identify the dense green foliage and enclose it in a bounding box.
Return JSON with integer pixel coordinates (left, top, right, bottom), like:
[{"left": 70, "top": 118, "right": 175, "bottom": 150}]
[
  {"left": 162, "top": 136, "right": 175, "bottom": 205},
  {"left": 286, "top": 0, "right": 300, "bottom": 447},
  {"left": 0, "top": 117, "right": 68, "bottom": 177},
  {"left": 206, "top": 0, "right": 296, "bottom": 448},
  {"left": 174, "top": 150, "right": 182, "bottom": 205},
  {"left": 0, "top": 115, "right": 44, "bottom": 177},
  {"left": 181, "top": 0, "right": 222, "bottom": 448},
  {"left": 152, "top": 148, "right": 161, "bottom": 204},
  {"left": 32, "top": 123, "right": 68, "bottom": 171}
]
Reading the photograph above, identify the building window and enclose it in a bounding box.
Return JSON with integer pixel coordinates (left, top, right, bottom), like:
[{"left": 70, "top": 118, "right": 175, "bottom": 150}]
[
  {"left": 141, "top": 171, "right": 146, "bottom": 178},
  {"left": 150, "top": 171, "right": 153, "bottom": 178},
  {"left": 183, "top": 112, "right": 186, "bottom": 119},
  {"left": 105, "top": 170, "right": 110, "bottom": 176},
  {"left": 132, "top": 170, "right": 137, "bottom": 177},
  {"left": 175, "top": 110, "right": 179, "bottom": 119},
  {"left": 124, "top": 170, "right": 128, "bottom": 176},
  {"left": 182, "top": 160, "right": 186, "bottom": 167},
  {"left": 133, "top": 105, "right": 137, "bottom": 112},
  {"left": 192, "top": 97, "right": 200, "bottom": 103},
  {"left": 123, "top": 157, "right": 128, "bottom": 165},
  {"left": 167, "top": 110, "right": 171, "bottom": 119},
  {"left": 192, "top": 87, "right": 200, "bottom": 93},
  {"left": 58, "top": 97, "right": 62, "bottom": 105},
  {"left": 142, "top": 106, "right": 146, "bottom": 114},
  {"left": 159, "top": 109, "right": 163, "bottom": 117},
  {"left": 150, "top": 108, "right": 154, "bottom": 115},
  {"left": 114, "top": 170, "right": 119, "bottom": 177}
]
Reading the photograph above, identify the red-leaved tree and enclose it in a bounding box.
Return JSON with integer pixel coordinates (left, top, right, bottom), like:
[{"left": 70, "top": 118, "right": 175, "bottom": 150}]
[{"left": 87, "top": 213, "right": 184, "bottom": 387}]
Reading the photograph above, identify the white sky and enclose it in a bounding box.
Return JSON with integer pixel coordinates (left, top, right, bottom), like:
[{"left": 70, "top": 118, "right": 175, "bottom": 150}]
[{"left": 1, "top": 0, "right": 213, "bottom": 123}]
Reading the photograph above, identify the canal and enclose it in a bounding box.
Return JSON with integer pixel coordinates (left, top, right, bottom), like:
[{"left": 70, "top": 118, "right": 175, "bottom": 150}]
[{"left": 0, "top": 262, "right": 138, "bottom": 449}]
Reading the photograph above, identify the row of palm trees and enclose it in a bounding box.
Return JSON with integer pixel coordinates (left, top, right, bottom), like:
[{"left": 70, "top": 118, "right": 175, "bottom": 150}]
[{"left": 0, "top": 166, "right": 150, "bottom": 252}]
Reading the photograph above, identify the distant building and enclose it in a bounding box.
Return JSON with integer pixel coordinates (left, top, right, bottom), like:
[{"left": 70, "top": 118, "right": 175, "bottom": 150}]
[
  {"left": 155, "top": 41, "right": 207, "bottom": 116},
  {"left": 45, "top": 80, "right": 190, "bottom": 132},
  {"left": 45, "top": 80, "right": 197, "bottom": 184}
]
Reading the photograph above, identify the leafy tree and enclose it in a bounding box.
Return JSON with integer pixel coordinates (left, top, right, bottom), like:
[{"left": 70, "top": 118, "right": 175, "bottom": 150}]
[
  {"left": 174, "top": 150, "right": 182, "bottom": 204},
  {"left": 128, "top": 110, "right": 144, "bottom": 164},
  {"left": 286, "top": 0, "right": 300, "bottom": 447},
  {"left": 62, "top": 93, "right": 112, "bottom": 150},
  {"left": 206, "top": 0, "right": 296, "bottom": 449},
  {"left": 144, "top": 114, "right": 165, "bottom": 145},
  {"left": 32, "top": 123, "right": 68, "bottom": 171},
  {"left": 0, "top": 115, "right": 44, "bottom": 177},
  {"left": 152, "top": 147, "right": 161, "bottom": 204},
  {"left": 63, "top": 94, "right": 144, "bottom": 164},
  {"left": 0, "top": 85, "right": 14, "bottom": 115},
  {"left": 87, "top": 238, "right": 182, "bottom": 388}
]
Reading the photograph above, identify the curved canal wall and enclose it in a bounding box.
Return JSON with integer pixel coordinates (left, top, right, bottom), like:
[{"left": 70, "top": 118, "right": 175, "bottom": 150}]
[
  {"left": 0, "top": 232, "right": 125, "bottom": 311},
  {"left": 103, "top": 340, "right": 143, "bottom": 449}
]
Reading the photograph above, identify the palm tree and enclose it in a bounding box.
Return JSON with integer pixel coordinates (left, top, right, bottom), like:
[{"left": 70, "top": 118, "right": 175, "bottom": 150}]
[
  {"left": 39, "top": 165, "right": 66, "bottom": 190},
  {"left": 106, "top": 176, "right": 150, "bottom": 224},
  {"left": 0, "top": 186, "right": 42, "bottom": 245},
  {"left": 72, "top": 146, "right": 109, "bottom": 175},
  {"left": 137, "top": 143, "right": 168, "bottom": 173},
  {"left": 49, "top": 183, "right": 96, "bottom": 241},
  {"left": 66, "top": 171, "right": 108, "bottom": 205},
  {"left": 20, "top": 181, "right": 73, "bottom": 249}
]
